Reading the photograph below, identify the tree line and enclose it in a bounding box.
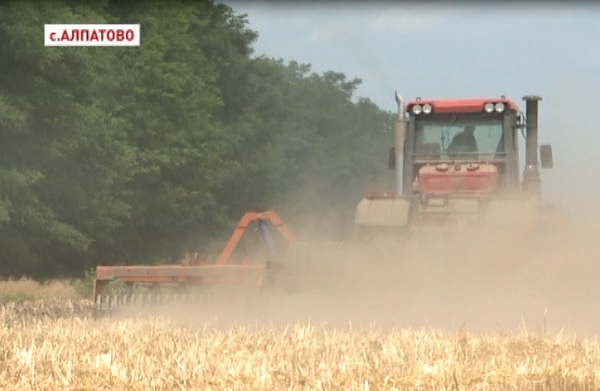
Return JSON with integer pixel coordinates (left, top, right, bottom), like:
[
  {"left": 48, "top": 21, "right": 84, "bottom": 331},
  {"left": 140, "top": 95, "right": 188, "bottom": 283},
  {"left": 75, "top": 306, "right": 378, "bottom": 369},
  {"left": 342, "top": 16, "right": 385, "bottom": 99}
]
[{"left": 0, "top": 0, "right": 394, "bottom": 277}]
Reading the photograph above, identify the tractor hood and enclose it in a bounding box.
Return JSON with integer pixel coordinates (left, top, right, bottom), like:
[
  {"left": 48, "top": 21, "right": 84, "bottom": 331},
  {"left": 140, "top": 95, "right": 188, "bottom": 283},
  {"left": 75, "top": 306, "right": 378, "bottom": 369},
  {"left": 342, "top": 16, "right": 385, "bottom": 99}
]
[{"left": 418, "top": 163, "right": 499, "bottom": 195}]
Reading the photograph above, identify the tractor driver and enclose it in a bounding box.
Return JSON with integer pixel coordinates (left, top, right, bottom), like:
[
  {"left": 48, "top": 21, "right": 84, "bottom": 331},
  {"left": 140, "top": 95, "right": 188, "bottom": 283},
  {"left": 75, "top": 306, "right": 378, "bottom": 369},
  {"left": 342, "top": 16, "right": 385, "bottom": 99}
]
[{"left": 447, "top": 125, "right": 478, "bottom": 159}]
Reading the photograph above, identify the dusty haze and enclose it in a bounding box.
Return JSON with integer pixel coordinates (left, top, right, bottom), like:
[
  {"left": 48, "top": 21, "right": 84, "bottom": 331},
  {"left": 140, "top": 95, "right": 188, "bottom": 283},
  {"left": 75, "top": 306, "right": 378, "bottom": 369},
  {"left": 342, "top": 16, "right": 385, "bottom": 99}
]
[{"left": 113, "top": 190, "right": 600, "bottom": 338}]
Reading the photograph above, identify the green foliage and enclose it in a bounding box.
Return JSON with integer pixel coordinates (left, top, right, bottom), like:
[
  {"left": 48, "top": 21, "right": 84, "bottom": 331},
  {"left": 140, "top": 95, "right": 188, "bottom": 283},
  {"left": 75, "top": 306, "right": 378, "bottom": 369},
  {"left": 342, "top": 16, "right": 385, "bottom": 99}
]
[
  {"left": 217, "top": 57, "right": 394, "bottom": 238},
  {"left": 71, "top": 268, "right": 97, "bottom": 298},
  {"left": 0, "top": 0, "right": 394, "bottom": 277}
]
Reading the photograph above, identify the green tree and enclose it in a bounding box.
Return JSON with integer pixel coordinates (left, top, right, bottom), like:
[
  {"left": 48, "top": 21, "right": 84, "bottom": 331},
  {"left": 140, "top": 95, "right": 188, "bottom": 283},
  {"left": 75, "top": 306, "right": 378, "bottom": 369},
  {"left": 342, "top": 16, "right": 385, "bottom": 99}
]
[
  {"left": 103, "top": 1, "right": 259, "bottom": 263},
  {"left": 0, "top": 0, "right": 395, "bottom": 277},
  {"left": 0, "top": 0, "right": 134, "bottom": 276},
  {"left": 214, "top": 56, "right": 394, "bottom": 239}
]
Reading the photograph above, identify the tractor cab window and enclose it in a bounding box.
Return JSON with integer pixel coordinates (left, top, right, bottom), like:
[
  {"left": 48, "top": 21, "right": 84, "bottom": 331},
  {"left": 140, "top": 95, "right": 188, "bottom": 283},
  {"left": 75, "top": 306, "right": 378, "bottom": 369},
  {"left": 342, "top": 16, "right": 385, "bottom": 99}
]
[{"left": 415, "top": 118, "right": 504, "bottom": 161}]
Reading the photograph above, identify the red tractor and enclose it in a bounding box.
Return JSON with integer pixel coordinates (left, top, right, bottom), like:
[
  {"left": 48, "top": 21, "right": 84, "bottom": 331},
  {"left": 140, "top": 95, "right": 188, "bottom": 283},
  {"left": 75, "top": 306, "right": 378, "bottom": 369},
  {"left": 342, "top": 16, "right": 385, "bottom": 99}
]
[{"left": 356, "top": 94, "right": 557, "bottom": 233}]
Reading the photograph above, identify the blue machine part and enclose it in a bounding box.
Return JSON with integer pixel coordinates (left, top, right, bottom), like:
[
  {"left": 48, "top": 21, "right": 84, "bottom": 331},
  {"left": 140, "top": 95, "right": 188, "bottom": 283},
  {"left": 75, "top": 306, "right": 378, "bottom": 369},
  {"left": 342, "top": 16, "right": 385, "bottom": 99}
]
[{"left": 258, "top": 220, "right": 276, "bottom": 263}]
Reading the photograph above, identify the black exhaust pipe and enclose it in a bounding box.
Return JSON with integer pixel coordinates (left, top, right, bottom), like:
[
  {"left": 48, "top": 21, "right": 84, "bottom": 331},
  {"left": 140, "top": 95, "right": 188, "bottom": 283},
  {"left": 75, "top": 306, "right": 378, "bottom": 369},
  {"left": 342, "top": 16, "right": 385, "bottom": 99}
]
[{"left": 522, "top": 95, "right": 542, "bottom": 196}]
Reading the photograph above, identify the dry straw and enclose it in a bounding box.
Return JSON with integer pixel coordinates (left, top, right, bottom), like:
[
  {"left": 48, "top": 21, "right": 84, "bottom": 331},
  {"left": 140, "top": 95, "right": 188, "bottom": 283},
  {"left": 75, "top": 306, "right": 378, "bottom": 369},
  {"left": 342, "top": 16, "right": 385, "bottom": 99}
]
[
  {"left": 0, "top": 277, "right": 81, "bottom": 301},
  {"left": 1, "top": 299, "right": 599, "bottom": 390}
]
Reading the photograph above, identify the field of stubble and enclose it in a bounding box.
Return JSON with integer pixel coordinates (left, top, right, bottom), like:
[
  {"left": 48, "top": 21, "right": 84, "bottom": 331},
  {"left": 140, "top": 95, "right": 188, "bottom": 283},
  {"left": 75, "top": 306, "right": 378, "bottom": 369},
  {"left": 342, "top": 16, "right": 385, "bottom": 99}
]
[{"left": 1, "top": 278, "right": 599, "bottom": 391}]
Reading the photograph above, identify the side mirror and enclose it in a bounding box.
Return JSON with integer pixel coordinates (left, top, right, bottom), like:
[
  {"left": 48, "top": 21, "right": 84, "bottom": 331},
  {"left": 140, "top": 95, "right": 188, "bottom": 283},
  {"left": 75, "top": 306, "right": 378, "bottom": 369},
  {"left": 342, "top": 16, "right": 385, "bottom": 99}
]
[
  {"left": 540, "top": 144, "right": 553, "bottom": 169},
  {"left": 388, "top": 147, "right": 396, "bottom": 170}
]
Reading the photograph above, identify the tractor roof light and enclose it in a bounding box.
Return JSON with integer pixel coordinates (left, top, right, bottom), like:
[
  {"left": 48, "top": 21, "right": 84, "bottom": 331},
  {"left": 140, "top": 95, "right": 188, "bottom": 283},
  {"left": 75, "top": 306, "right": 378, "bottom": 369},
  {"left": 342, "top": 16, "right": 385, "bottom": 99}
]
[
  {"left": 422, "top": 103, "right": 432, "bottom": 114},
  {"left": 494, "top": 102, "right": 505, "bottom": 113},
  {"left": 412, "top": 104, "right": 422, "bottom": 115},
  {"left": 484, "top": 102, "right": 495, "bottom": 113}
]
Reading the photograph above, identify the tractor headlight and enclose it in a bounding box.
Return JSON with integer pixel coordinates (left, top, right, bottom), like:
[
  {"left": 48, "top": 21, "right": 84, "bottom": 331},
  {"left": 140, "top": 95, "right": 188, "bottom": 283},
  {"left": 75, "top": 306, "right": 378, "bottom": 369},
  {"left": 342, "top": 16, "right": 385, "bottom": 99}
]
[
  {"left": 494, "top": 102, "right": 505, "bottom": 113},
  {"left": 412, "top": 104, "right": 422, "bottom": 115},
  {"left": 422, "top": 104, "right": 432, "bottom": 114},
  {"left": 484, "top": 102, "right": 494, "bottom": 113}
]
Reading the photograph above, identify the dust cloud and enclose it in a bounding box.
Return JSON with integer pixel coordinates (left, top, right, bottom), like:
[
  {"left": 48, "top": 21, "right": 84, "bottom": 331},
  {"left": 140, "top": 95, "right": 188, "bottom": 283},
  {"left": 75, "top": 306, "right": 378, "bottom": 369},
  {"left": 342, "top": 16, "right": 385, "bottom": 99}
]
[{"left": 110, "top": 194, "right": 600, "bottom": 338}]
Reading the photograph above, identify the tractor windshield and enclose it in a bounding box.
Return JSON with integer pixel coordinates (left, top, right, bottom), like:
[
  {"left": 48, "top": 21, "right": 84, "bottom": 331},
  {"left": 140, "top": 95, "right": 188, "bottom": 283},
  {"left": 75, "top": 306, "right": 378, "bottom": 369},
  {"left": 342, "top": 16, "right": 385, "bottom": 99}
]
[{"left": 414, "top": 118, "right": 504, "bottom": 161}]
